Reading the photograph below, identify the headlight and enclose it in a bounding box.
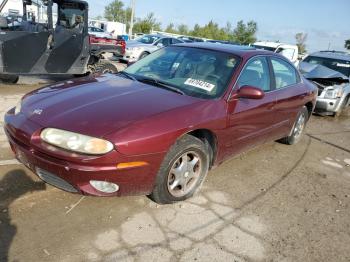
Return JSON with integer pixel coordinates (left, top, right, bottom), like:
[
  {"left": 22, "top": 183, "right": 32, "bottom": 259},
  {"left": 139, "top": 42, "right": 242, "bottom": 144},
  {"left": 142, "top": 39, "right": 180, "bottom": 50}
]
[
  {"left": 14, "top": 100, "right": 22, "bottom": 115},
  {"left": 324, "top": 86, "right": 344, "bottom": 99},
  {"left": 40, "top": 128, "right": 114, "bottom": 155}
]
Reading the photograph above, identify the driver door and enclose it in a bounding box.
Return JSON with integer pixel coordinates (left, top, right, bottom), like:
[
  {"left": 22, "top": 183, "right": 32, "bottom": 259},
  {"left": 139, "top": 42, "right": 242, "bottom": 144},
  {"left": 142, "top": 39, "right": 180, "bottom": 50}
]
[
  {"left": 224, "top": 56, "right": 277, "bottom": 158},
  {"left": 45, "top": 2, "right": 88, "bottom": 74}
]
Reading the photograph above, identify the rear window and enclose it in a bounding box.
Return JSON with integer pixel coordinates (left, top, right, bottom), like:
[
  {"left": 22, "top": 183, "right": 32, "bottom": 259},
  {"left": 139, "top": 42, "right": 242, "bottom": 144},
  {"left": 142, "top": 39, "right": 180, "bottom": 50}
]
[{"left": 303, "top": 56, "right": 350, "bottom": 77}]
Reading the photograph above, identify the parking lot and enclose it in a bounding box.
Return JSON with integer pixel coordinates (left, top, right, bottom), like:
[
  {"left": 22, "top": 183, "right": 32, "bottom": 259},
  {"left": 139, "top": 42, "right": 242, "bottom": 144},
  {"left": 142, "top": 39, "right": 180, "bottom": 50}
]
[{"left": 0, "top": 73, "right": 349, "bottom": 262}]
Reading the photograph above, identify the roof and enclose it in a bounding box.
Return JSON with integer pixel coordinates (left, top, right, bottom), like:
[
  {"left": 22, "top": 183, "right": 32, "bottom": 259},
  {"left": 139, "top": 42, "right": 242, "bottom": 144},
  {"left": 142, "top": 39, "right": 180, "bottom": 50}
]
[
  {"left": 309, "top": 51, "right": 350, "bottom": 61},
  {"left": 175, "top": 42, "right": 273, "bottom": 57}
]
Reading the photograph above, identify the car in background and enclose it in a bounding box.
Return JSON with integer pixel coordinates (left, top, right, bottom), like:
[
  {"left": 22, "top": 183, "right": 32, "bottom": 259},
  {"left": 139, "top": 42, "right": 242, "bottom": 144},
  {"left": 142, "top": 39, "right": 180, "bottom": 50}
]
[
  {"left": 178, "top": 36, "right": 204, "bottom": 43},
  {"left": 122, "top": 34, "right": 184, "bottom": 62},
  {"left": 252, "top": 41, "right": 299, "bottom": 65},
  {"left": 5, "top": 43, "right": 316, "bottom": 204},
  {"left": 88, "top": 26, "right": 112, "bottom": 38},
  {"left": 299, "top": 51, "right": 350, "bottom": 116}
]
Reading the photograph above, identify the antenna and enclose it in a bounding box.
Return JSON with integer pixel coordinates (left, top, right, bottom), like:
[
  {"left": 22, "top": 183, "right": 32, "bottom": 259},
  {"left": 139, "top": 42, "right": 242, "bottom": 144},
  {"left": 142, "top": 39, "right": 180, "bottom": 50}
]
[{"left": 128, "top": 0, "right": 135, "bottom": 37}]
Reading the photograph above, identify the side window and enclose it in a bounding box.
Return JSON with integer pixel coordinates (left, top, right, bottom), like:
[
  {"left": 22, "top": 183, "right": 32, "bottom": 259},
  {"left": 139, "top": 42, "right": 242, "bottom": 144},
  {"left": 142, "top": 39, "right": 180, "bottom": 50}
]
[
  {"left": 271, "top": 58, "right": 298, "bottom": 89},
  {"left": 171, "top": 38, "right": 183, "bottom": 44},
  {"left": 160, "top": 38, "right": 171, "bottom": 46},
  {"left": 238, "top": 57, "right": 271, "bottom": 91}
]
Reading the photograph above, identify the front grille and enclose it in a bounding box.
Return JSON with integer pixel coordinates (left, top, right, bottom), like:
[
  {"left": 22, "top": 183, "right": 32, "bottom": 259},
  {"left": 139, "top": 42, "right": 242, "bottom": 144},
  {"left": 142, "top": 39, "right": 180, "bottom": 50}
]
[{"left": 36, "top": 168, "right": 78, "bottom": 193}]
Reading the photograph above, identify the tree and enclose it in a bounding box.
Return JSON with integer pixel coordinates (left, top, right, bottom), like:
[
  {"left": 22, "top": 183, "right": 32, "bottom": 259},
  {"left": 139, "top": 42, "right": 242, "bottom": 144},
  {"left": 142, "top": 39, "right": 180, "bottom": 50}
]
[
  {"left": 231, "top": 20, "right": 257, "bottom": 45},
  {"left": 177, "top": 24, "right": 189, "bottom": 35},
  {"left": 295, "top": 33, "right": 308, "bottom": 54},
  {"left": 104, "top": 0, "right": 125, "bottom": 22},
  {"left": 133, "top": 13, "right": 161, "bottom": 34},
  {"left": 165, "top": 23, "right": 177, "bottom": 34},
  {"left": 345, "top": 39, "right": 350, "bottom": 50}
]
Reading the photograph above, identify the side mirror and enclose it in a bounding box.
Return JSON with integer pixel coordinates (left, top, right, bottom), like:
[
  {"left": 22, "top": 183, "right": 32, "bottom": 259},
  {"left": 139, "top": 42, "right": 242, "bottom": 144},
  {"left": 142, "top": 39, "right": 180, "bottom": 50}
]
[{"left": 234, "top": 85, "right": 265, "bottom": 100}]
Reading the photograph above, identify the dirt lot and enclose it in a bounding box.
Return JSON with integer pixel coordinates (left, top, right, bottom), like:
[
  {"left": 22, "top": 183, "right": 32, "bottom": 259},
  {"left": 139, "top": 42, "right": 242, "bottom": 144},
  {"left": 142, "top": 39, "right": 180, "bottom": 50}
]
[{"left": 0, "top": 78, "right": 349, "bottom": 262}]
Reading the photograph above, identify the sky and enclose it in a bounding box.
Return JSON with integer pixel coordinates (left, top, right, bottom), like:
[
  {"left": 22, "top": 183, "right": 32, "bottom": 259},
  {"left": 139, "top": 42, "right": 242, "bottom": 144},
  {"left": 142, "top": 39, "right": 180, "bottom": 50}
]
[{"left": 87, "top": 0, "right": 350, "bottom": 52}]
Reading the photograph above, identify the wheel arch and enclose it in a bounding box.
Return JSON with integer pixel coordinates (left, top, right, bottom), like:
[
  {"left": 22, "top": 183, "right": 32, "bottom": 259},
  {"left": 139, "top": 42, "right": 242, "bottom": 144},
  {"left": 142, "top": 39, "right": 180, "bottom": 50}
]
[
  {"left": 186, "top": 129, "right": 218, "bottom": 169},
  {"left": 305, "top": 102, "right": 314, "bottom": 119}
]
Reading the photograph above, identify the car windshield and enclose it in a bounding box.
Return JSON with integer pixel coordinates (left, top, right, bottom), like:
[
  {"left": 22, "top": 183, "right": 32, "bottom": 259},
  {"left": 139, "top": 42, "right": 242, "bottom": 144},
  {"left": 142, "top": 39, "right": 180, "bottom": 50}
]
[
  {"left": 303, "top": 56, "right": 350, "bottom": 77},
  {"left": 136, "top": 35, "right": 161, "bottom": 44},
  {"left": 252, "top": 45, "right": 276, "bottom": 52},
  {"left": 124, "top": 46, "right": 240, "bottom": 99}
]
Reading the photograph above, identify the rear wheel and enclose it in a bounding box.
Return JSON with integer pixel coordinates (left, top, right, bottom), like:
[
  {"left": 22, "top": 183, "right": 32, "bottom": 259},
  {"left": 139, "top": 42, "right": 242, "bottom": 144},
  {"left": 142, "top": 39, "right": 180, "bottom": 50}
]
[
  {"left": 280, "top": 106, "right": 309, "bottom": 145},
  {"left": 149, "top": 135, "right": 210, "bottom": 204},
  {"left": 89, "top": 61, "right": 118, "bottom": 75},
  {"left": 0, "top": 74, "right": 19, "bottom": 84}
]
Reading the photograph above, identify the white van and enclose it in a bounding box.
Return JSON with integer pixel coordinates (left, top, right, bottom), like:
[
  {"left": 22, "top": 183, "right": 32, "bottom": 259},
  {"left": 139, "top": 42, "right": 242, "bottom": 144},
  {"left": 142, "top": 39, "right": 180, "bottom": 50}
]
[{"left": 252, "top": 41, "right": 299, "bottom": 65}]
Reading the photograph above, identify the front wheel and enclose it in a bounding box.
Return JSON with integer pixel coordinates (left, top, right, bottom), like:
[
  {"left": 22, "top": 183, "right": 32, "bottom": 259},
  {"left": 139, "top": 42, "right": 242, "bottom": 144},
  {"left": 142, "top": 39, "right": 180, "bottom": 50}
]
[
  {"left": 149, "top": 135, "right": 210, "bottom": 204},
  {"left": 280, "top": 106, "right": 309, "bottom": 145}
]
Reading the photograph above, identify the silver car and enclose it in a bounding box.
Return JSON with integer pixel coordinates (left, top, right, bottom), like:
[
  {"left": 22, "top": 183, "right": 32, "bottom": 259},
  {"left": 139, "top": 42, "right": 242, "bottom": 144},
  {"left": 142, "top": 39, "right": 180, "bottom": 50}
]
[
  {"left": 122, "top": 34, "right": 184, "bottom": 62},
  {"left": 300, "top": 51, "right": 350, "bottom": 116}
]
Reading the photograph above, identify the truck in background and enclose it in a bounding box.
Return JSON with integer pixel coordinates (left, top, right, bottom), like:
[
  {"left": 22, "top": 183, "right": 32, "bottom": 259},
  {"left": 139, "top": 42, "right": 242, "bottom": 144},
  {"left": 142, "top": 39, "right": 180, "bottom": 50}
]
[{"left": 252, "top": 41, "right": 299, "bottom": 65}]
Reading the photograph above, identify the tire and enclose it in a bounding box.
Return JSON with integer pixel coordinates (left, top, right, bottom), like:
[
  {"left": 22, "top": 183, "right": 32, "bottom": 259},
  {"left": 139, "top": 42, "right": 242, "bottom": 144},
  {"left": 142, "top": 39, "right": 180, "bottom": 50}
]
[
  {"left": 139, "top": 52, "right": 149, "bottom": 60},
  {"left": 149, "top": 134, "right": 210, "bottom": 204},
  {"left": 91, "top": 61, "right": 118, "bottom": 75},
  {"left": 279, "top": 106, "right": 309, "bottom": 145},
  {"left": 0, "top": 74, "right": 19, "bottom": 84}
]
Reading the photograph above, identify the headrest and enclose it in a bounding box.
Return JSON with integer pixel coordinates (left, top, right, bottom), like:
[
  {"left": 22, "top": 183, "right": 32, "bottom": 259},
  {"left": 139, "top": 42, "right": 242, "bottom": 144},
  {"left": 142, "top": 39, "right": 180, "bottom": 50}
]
[{"left": 0, "top": 17, "right": 8, "bottom": 28}]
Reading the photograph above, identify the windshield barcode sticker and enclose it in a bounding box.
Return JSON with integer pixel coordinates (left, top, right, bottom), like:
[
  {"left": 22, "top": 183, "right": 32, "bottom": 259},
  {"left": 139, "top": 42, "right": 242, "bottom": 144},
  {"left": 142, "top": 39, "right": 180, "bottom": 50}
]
[{"left": 184, "top": 78, "right": 215, "bottom": 92}]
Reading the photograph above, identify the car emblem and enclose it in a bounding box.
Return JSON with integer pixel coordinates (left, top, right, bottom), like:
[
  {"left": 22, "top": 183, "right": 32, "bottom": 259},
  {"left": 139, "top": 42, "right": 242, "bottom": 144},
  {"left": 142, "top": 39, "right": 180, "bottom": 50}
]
[{"left": 33, "top": 109, "right": 43, "bottom": 115}]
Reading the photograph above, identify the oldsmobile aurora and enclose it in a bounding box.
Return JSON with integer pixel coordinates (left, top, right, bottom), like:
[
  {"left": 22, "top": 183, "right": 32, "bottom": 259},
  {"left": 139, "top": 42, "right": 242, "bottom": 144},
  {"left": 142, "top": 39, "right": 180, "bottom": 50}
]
[{"left": 4, "top": 43, "right": 317, "bottom": 204}]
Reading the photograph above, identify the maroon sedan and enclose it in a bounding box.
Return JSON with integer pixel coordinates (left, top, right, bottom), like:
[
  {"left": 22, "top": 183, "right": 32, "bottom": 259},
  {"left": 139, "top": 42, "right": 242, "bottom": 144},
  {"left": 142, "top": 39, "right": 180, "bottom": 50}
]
[{"left": 4, "top": 43, "right": 317, "bottom": 204}]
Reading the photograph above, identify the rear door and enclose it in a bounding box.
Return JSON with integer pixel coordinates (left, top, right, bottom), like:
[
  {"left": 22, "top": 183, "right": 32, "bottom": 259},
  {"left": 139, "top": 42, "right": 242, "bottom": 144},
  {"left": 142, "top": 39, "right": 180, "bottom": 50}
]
[
  {"left": 269, "top": 57, "right": 305, "bottom": 138},
  {"left": 225, "top": 56, "right": 276, "bottom": 158}
]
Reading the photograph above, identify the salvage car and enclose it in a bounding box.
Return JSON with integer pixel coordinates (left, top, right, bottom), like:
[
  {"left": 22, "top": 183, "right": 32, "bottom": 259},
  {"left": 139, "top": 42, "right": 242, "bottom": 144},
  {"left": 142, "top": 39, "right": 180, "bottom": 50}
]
[
  {"left": 300, "top": 51, "right": 350, "bottom": 116},
  {"left": 4, "top": 43, "right": 317, "bottom": 204},
  {"left": 122, "top": 34, "right": 184, "bottom": 62}
]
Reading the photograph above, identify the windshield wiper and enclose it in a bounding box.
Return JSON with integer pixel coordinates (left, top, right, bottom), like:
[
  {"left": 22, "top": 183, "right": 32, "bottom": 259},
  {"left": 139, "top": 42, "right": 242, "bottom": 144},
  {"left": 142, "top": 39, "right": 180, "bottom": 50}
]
[
  {"left": 138, "top": 77, "right": 185, "bottom": 95},
  {"left": 117, "top": 71, "right": 138, "bottom": 81}
]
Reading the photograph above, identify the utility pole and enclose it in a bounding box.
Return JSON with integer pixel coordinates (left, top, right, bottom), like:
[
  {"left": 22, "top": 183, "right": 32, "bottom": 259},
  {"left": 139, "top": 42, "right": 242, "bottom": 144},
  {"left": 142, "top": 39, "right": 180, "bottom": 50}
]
[{"left": 128, "top": 0, "right": 135, "bottom": 37}]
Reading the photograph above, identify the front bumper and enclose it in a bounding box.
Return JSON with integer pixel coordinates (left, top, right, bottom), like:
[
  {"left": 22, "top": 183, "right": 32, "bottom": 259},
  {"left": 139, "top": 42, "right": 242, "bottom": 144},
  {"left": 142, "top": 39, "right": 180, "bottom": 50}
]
[
  {"left": 4, "top": 113, "right": 164, "bottom": 197},
  {"left": 314, "top": 96, "right": 344, "bottom": 115},
  {"left": 122, "top": 49, "right": 142, "bottom": 62}
]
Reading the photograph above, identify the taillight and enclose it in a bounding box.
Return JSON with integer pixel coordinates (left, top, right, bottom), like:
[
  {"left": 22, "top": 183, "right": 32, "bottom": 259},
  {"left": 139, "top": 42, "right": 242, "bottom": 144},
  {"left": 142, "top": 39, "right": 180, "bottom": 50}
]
[{"left": 117, "top": 40, "right": 126, "bottom": 55}]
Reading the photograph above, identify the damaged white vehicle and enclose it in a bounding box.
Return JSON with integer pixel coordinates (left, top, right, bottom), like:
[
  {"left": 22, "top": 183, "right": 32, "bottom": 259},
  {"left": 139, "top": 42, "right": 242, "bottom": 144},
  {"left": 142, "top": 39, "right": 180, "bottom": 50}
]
[{"left": 300, "top": 51, "right": 350, "bottom": 116}]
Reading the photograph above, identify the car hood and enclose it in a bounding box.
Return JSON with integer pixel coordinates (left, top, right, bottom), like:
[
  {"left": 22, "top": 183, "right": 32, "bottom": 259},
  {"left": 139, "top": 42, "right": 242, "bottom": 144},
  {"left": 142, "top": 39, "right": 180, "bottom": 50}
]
[
  {"left": 22, "top": 74, "right": 201, "bottom": 138},
  {"left": 299, "top": 61, "right": 349, "bottom": 83}
]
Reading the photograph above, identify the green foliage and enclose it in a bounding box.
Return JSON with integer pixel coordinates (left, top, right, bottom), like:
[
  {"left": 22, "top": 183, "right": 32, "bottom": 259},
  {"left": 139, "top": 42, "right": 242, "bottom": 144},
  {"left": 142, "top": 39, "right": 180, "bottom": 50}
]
[
  {"left": 133, "top": 13, "right": 161, "bottom": 34},
  {"left": 231, "top": 20, "right": 257, "bottom": 45},
  {"left": 104, "top": 0, "right": 125, "bottom": 22},
  {"left": 164, "top": 20, "right": 257, "bottom": 44},
  {"left": 295, "top": 33, "right": 308, "bottom": 54},
  {"left": 345, "top": 39, "right": 350, "bottom": 50},
  {"left": 104, "top": 0, "right": 133, "bottom": 32}
]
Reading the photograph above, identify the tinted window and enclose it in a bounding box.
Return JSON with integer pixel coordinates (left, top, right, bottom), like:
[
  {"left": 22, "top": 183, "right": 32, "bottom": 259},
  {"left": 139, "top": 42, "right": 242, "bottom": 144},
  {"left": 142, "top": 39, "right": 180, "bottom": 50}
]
[
  {"left": 172, "top": 38, "right": 183, "bottom": 44},
  {"left": 124, "top": 46, "right": 239, "bottom": 99},
  {"left": 271, "top": 58, "right": 298, "bottom": 89},
  {"left": 136, "top": 35, "right": 161, "bottom": 44},
  {"left": 303, "top": 55, "right": 350, "bottom": 77},
  {"left": 157, "top": 38, "right": 171, "bottom": 46},
  {"left": 238, "top": 57, "right": 271, "bottom": 91}
]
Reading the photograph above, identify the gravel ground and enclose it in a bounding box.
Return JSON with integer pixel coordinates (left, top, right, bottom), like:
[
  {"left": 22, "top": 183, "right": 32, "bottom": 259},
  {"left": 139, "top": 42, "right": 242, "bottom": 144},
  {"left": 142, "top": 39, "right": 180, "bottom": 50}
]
[{"left": 0, "top": 77, "right": 349, "bottom": 262}]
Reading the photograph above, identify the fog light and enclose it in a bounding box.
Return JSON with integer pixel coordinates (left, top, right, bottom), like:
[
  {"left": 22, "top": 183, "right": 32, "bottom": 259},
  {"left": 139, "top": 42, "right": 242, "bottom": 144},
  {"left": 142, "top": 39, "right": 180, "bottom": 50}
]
[{"left": 90, "top": 180, "right": 119, "bottom": 193}]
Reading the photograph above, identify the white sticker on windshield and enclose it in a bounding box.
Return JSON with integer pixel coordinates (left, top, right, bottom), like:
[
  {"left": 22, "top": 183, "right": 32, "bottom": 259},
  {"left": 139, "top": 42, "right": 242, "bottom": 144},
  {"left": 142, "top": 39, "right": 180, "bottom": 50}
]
[
  {"left": 337, "top": 63, "right": 350, "bottom": 68},
  {"left": 184, "top": 78, "right": 215, "bottom": 92}
]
